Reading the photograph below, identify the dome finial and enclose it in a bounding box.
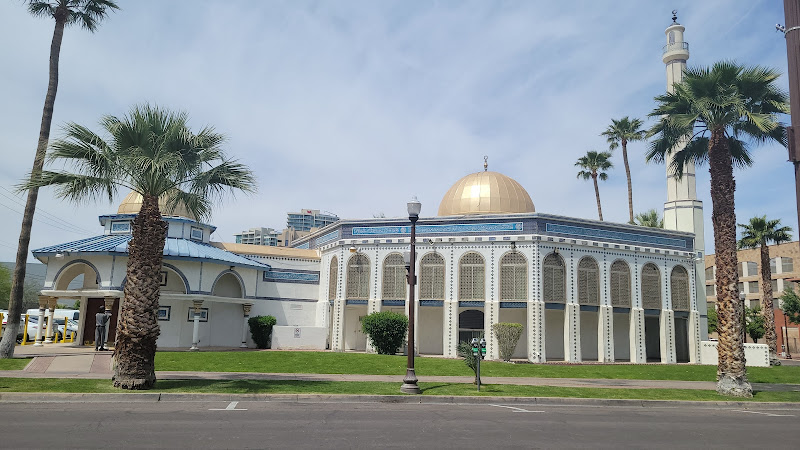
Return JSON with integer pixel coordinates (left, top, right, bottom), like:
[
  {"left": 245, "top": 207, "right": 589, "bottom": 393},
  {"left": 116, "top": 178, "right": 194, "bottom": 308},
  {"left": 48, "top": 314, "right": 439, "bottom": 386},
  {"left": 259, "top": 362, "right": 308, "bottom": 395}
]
[
  {"left": 671, "top": 9, "right": 678, "bottom": 24},
  {"left": 483, "top": 155, "right": 488, "bottom": 172}
]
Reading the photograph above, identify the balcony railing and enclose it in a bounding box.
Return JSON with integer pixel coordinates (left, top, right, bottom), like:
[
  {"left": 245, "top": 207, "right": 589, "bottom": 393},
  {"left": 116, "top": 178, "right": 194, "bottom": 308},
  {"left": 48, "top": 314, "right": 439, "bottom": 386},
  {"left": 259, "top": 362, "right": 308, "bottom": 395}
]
[{"left": 662, "top": 42, "right": 689, "bottom": 54}]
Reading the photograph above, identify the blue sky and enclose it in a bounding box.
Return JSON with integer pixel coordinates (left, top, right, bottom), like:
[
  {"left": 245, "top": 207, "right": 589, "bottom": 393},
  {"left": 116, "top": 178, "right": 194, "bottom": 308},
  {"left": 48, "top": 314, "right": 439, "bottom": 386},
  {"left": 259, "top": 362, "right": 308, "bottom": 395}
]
[{"left": 0, "top": 0, "right": 793, "bottom": 261}]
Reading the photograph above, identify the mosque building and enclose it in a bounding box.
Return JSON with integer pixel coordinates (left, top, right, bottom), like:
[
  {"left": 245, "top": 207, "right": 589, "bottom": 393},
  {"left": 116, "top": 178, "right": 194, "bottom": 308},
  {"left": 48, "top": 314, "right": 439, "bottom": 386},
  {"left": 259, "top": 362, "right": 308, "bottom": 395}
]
[{"left": 31, "top": 16, "right": 771, "bottom": 365}]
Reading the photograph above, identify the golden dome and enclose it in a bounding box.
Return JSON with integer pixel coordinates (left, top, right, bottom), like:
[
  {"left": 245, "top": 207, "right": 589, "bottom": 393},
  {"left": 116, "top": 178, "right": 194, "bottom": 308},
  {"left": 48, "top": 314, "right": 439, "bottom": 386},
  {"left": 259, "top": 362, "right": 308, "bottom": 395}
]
[
  {"left": 117, "top": 191, "right": 196, "bottom": 220},
  {"left": 438, "top": 170, "right": 535, "bottom": 216}
]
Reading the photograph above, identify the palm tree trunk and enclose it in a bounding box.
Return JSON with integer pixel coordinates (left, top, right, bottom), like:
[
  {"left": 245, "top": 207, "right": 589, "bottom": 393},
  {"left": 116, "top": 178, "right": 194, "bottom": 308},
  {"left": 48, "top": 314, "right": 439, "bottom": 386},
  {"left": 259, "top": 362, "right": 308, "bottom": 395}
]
[
  {"left": 0, "top": 18, "right": 66, "bottom": 359},
  {"left": 113, "top": 195, "right": 166, "bottom": 389},
  {"left": 622, "top": 139, "right": 634, "bottom": 223},
  {"left": 759, "top": 241, "right": 779, "bottom": 365},
  {"left": 592, "top": 173, "right": 603, "bottom": 221},
  {"left": 709, "top": 127, "right": 751, "bottom": 397}
]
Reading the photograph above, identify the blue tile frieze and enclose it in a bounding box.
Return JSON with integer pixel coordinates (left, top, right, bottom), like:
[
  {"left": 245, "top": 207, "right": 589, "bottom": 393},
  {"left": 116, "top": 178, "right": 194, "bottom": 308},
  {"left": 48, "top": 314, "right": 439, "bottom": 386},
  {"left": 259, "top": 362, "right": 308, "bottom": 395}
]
[
  {"left": 545, "top": 223, "right": 689, "bottom": 248},
  {"left": 262, "top": 269, "right": 320, "bottom": 284},
  {"left": 352, "top": 222, "right": 523, "bottom": 236}
]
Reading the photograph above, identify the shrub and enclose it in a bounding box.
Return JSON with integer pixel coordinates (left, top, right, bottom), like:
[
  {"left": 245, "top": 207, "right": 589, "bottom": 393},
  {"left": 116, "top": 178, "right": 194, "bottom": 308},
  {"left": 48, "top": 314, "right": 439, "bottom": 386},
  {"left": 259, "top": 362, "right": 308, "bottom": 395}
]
[
  {"left": 492, "top": 322, "right": 523, "bottom": 362},
  {"left": 457, "top": 340, "right": 480, "bottom": 385},
  {"left": 360, "top": 311, "right": 408, "bottom": 355},
  {"left": 248, "top": 315, "right": 277, "bottom": 349}
]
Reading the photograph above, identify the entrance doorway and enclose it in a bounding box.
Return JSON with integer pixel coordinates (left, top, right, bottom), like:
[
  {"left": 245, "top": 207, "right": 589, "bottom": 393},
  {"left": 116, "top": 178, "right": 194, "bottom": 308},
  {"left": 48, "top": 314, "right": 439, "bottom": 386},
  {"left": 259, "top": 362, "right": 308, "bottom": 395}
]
[
  {"left": 458, "top": 309, "right": 484, "bottom": 344},
  {"left": 675, "top": 317, "right": 690, "bottom": 363},
  {"left": 82, "top": 298, "right": 119, "bottom": 347}
]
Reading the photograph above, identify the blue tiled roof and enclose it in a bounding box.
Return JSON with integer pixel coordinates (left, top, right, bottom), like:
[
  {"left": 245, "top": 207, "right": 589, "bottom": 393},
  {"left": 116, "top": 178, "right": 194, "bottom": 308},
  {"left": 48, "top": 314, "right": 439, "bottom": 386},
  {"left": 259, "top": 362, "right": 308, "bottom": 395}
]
[{"left": 32, "top": 235, "right": 270, "bottom": 270}]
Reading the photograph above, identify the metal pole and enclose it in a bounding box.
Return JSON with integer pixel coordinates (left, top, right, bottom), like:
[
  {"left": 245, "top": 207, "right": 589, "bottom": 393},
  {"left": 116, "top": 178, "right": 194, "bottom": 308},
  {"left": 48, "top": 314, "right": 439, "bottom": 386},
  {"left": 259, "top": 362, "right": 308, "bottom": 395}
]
[
  {"left": 785, "top": 310, "right": 793, "bottom": 359},
  {"left": 401, "top": 215, "right": 421, "bottom": 394}
]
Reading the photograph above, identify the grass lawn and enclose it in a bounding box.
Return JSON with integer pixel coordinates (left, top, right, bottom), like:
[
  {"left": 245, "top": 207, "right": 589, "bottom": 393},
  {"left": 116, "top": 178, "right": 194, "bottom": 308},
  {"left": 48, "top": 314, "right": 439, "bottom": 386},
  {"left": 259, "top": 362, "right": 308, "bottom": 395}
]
[
  {"left": 0, "top": 377, "right": 798, "bottom": 402},
  {"left": 0, "top": 358, "right": 30, "bottom": 371},
  {"left": 154, "top": 351, "right": 800, "bottom": 384}
]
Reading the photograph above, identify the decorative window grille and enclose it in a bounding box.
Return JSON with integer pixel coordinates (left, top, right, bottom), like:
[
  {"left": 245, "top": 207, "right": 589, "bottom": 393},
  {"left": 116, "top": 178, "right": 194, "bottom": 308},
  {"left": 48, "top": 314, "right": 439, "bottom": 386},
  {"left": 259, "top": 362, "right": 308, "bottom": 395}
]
[
  {"left": 746, "top": 261, "right": 758, "bottom": 277},
  {"left": 420, "top": 253, "right": 445, "bottom": 300},
  {"left": 459, "top": 252, "right": 485, "bottom": 300},
  {"left": 542, "top": 253, "right": 566, "bottom": 303},
  {"left": 500, "top": 252, "right": 527, "bottom": 301},
  {"left": 382, "top": 253, "right": 407, "bottom": 300},
  {"left": 346, "top": 254, "right": 370, "bottom": 299},
  {"left": 577, "top": 257, "right": 599, "bottom": 305},
  {"left": 328, "top": 256, "right": 338, "bottom": 300},
  {"left": 641, "top": 263, "right": 662, "bottom": 309},
  {"left": 670, "top": 266, "right": 690, "bottom": 311},
  {"left": 610, "top": 260, "right": 631, "bottom": 307},
  {"left": 705, "top": 266, "right": 714, "bottom": 280},
  {"left": 782, "top": 257, "right": 794, "bottom": 273}
]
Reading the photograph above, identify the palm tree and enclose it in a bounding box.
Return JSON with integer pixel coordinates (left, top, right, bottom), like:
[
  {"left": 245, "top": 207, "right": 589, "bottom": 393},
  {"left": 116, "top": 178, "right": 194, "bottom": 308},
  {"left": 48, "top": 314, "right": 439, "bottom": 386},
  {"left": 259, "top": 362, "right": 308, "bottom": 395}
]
[
  {"left": 634, "top": 209, "right": 664, "bottom": 228},
  {"left": 737, "top": 216, "right": 792, "bottom": 365},
  {"left": 601, "top": 117, "right": 646, "bottom": 223},
  {"left": 647, "top": 61, "right": 788, "bottom": 397},
  {"left": 575, "top": 151, "right": 612, "bottom": 221},
  {"left": 24, "top": 104, "right": 256, "bottom": 389},
  {"left": 0, "top": 0, "right": 119, "bottom": 359}
]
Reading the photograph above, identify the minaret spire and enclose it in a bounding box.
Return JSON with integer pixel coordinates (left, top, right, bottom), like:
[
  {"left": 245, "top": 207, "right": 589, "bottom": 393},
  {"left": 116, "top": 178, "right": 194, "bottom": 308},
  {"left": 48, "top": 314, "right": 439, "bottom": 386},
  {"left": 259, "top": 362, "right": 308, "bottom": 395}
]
[
  {"left": 484, "top": 155, "right": 488, "bottom": 172},
  {"left": 660, "top": 16, "right": 708, "bottom": 349}
]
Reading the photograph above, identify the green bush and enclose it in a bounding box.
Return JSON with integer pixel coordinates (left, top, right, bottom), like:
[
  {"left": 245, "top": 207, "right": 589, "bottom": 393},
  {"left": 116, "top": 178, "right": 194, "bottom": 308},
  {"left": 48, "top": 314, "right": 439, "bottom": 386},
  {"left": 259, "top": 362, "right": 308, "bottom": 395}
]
[
  {"left": 248, "top": 315, "right": 277, "bottom": 349},
  {"left": 492, "top": 322, "right": 523, "bottom": 362},
  {"left": 360, "top": 311, "right": 408, "bottom": 355}
]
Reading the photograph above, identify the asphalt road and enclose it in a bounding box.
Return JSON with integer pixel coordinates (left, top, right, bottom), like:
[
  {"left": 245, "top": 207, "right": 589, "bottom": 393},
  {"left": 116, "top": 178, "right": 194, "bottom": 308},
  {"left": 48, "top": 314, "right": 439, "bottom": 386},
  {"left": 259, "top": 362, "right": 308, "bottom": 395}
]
[{"left": 1, "top": 400, "right": 796, "bottom": 448}]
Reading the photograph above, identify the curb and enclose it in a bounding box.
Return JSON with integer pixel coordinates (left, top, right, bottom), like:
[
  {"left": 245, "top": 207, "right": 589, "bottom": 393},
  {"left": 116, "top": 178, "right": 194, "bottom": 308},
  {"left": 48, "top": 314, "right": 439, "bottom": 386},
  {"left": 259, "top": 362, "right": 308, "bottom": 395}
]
[{"left": 1, "top": 392, "right": 799, "bottom": 409}]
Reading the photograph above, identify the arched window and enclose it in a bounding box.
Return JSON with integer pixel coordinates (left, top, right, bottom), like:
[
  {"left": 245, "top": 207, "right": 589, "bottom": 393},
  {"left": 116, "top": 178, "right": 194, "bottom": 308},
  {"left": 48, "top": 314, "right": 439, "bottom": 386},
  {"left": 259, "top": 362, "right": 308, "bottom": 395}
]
[
  {"left": 346, "top": 254, "right": 370, "bottom": 299},
  {"left": 382, "top": 253, "right": 407, "bottom": 300},
  {"left": 609, "top": 260, "right": 631, "bottom": 307},
  {"left": 500, "top": 252, "right": 527, "bottom": 301},
  {"left": 542, "top": 252, "right": 566, "bottom": 303},
  {"left": 459, "top": 253, "right": 485, "bottom": 300},
  {"left": 420, "top": 253, "right": 445, "bottom": 300},
  {"left": 641, "top": 263, "right": 662, "bottom": 309},
  {"left": 577, "top": 257, "right": 599, "bottom": 305},
  {"left": 671, "top": 265, "right": 690, "bottom": 311},
  {"left": 328, "top": 256, "right": 338, "bottom": 300}
]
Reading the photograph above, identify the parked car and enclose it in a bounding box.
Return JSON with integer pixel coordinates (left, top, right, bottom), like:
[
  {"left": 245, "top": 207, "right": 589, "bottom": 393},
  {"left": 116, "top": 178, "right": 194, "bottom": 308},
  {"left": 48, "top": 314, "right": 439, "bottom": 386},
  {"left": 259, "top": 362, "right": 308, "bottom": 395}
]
[{"left": 15, "top": 316, "right": 63, "bottom": 343}]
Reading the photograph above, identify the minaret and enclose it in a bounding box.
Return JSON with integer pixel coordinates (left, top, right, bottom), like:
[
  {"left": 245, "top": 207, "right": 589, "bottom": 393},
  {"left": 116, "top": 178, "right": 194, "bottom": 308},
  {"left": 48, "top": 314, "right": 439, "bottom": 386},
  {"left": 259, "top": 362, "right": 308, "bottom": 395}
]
[{"left": 661, "top": 11, "right": 708, "bottom": 350}]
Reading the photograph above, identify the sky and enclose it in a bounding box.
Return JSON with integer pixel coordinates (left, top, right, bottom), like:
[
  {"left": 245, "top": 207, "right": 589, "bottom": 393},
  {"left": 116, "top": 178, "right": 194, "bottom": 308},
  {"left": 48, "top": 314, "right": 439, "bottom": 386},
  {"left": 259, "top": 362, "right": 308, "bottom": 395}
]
[{"left": 0, "top": 0, "right": 794, "bottom": 262}]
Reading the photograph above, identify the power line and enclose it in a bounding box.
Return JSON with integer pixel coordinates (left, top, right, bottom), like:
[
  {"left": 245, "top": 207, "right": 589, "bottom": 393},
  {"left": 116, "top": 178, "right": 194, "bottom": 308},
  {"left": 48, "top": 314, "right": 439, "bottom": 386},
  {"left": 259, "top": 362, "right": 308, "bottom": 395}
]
[
  {"left": 0, "top": 198, "right": 88, "bottom": 235},
  {"left": 0, "top": 186, "right": 94, "bottom": 234}
]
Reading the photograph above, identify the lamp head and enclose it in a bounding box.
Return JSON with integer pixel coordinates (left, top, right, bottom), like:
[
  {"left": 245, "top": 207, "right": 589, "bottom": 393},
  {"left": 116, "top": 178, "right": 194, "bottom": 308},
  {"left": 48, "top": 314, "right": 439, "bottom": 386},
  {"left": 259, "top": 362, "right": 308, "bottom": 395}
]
[
  {"left": 349, "top": 246, "right": 357, "bottom": 253},
  {"left": 407, "top": 196, "right": 422, "bottom": 219}
]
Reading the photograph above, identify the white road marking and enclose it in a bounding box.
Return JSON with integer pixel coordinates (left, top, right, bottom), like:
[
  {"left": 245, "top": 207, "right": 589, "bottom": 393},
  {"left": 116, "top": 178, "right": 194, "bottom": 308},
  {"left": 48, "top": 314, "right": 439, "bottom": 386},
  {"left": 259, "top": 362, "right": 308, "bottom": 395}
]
[
  {"left": 730, "top": 410, "right": 794, "bottom": 417},
  {"left": 209, "top": 401, "right": 247, "bottom": 411},
  {"left": 488, "top": 404, "right": 544, "bottom": 413}
]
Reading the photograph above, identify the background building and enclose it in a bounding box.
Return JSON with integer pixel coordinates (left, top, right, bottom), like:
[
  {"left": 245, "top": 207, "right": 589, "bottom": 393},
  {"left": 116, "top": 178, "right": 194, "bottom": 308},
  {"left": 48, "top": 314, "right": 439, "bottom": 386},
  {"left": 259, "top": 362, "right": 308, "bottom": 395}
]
[
  {"left": 287, "top": 209, "right": 338, "bottom": 231},
  {"left": 234, "top": 227, "right": 280, "bottom": 246},
  {"left": 704, "top": 241, "right": 800, "bottom": 354}
]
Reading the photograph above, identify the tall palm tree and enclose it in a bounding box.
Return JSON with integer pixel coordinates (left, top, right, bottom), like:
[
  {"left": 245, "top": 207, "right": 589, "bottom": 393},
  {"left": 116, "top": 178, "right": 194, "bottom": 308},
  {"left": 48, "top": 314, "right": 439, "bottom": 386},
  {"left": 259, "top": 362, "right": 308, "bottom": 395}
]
[
  {"left": 601, "top": 117, "right": 646, "bottom": 223},
  {"left": 737, "top": 216, "right": 792, "bottom": 365},
  {"left": 575, "top": 151, "right": 612, "bottom": 221},
  {"left": 24, "top": 104, "right": 256, "bottom": 389},
  {"left": 634, "top": 209, "right": 664, "bottom": 228},
  {"left": 0, "top": 0, "right": 119, "bottom": 359},
  {"left": 647, "top": 61, "right": 788, "bottom": 397}
]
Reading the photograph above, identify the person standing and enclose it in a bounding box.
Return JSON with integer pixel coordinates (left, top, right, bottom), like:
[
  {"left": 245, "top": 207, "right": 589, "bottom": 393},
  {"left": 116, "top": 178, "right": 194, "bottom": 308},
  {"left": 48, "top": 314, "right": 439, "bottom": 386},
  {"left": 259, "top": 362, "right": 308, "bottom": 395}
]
[{"left": 95, "top": 306, "right": 110, "bottom": 351}]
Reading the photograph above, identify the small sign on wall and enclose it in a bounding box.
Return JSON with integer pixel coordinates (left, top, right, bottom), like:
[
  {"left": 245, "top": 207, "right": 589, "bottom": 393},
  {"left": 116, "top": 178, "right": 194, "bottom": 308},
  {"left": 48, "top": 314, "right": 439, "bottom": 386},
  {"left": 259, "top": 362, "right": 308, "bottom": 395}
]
[{"left": 294, "top": 327, "right": 301, "bottom": 338}]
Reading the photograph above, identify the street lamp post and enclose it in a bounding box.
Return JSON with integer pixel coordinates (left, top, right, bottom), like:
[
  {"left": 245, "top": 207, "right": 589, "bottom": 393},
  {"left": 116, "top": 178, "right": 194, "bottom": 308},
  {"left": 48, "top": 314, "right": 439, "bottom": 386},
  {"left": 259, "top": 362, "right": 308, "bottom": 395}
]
[{"left": 401, "top": 196, "right": 422, "bottom": 394}]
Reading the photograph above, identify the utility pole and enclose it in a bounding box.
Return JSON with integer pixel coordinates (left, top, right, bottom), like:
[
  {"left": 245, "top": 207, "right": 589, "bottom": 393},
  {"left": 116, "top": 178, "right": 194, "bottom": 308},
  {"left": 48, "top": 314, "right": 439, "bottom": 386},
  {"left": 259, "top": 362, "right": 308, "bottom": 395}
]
[{"left": 783, "top": 2, "right": 800, "bottom": 239}]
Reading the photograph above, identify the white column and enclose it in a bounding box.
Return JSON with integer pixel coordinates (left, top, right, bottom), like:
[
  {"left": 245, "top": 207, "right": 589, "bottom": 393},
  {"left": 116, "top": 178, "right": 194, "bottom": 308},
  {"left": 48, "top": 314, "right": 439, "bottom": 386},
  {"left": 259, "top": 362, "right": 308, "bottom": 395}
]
[
  {"left": 688, "top": 310, "right": 701, "bottom": 363},
  {"left": 332, "top": 299, "right": 345, "bottom": 351},
  {"left": 565, "top": 303, "right": 580, "bottom": 362},
  {"left": 598, "top": 305, "right": 614, "bottom": 362},
  {"left": 190, "top": 300, "right": 203, "bottom": 351},
  {"left": 33, "top": 297, "right": 48, "bottom": 346},
  {"left": 484, "top": 300, "right": 499, "bottom": 360},
  {"left": 660, "top": 309, "right": 676, "bottom": 363},
  {"left": 43, "top": 298, "right": 57, "bottom": 344},
  {"left": 630, "top": 308, "right": 647, "bottom": 363},
  {"left": 367, "top": 298, "right": 381, "bottom": 354},
  {"left": 443, "top": 300, "right": 458, "bottom": 358},
  {"left": 240, "top": 304, "right": 252, "bottom": 348},
  {"left": 527, "top": 301, "right": 545, "bottom": 362}
]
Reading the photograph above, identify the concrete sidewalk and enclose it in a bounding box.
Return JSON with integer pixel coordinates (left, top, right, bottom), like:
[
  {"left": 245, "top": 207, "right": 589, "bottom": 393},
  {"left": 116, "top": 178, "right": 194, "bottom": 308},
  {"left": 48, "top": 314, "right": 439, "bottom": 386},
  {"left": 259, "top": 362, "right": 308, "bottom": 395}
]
[{"left": 1, "top": 345, "right": 798, "bottom": 392}]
